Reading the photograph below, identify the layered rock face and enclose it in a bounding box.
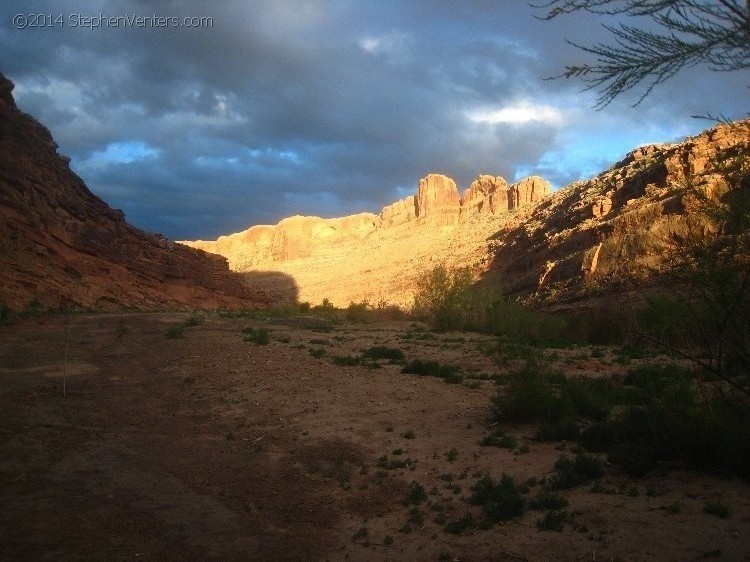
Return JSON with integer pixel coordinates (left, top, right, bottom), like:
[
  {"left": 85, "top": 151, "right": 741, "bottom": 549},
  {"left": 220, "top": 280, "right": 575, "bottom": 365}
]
[
  {"left": 0, "top": 72, "right": 266, "bottom": 311},
  {"left": 416, "top": 174, "right": 461, "bottom": 224},
  {"left": 186, "top": 172, "right": 552, "bottom": 273},
  {"left": 185, "top": 121, "right": 748, "bottom": 308},
  {"left": 486, "top": 120, "right": 750, "bottom": 301}
]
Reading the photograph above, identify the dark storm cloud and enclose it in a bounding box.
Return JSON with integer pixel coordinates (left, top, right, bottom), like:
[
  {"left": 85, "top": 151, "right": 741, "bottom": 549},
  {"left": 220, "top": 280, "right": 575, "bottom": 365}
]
[{"left": 1, "top": 1, "right": 746, "bottom": 239}]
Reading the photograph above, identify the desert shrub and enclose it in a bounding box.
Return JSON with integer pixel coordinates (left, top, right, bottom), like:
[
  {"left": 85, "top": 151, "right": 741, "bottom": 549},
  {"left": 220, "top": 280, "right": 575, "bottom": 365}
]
[
  {"left": 333, "top": 355, "right": 360, "bottom": 366},
  {"left": 444, "top": 513, "right": 478, "bottom": 535},
  {"left": 485, "top": 300, "right": 570, "bottom": 347},
  {"left": 361, "top": 346, "right": 405, "bottom": 362},
  {"left": 403, "top": 482, "right": 428, "bottom": 505},
  {"left": 536, "top": 419, "right": 581, "bottom": 442},
  {"left": 309, "top": 347, "right": 326, "bottom": 358},
  {"left": 412, "top": 263, "right": 473, "bottom": 331},
  {"left": 529, "top": 489, "right": 569, "bottom": 511},
  {"left": 564, "top": 304, "right": 626, "bottom": 345},
  {"left": 401, "top": 359, "right": 463, "bottom": 383},
  {"left": 563, "top": 376, "right": 620, "bottom": 421},
  {"left": 243, "top": 327, "right": 270, "bottom": 345},
  {"left": 548, "top": 453, "right": 604, "bottom": 490},
  {"left": 703, "top": 500, "right": 732, "bottom": 519},
  {"left": 372, "top": 300, "right": 410, "bottom": 321},
  {"left": 578, "top": 362, "right": 750, "bottom": 478},
  {"left": 536, "top": 510, "right": 572, "bottom": 532},
  {"left": 344, "top": 301, "right": 373, "bottom": 323},
  {"left": 469, "top": 474, "right": 526, "bottom": 523},
  {"left": 312, "top": 298, "right": 336, "bottom": 315},
  {"left": 491, "top": 362, "right": 573, "bottom": 423},
  {"left": 183, "top": 313, "right": 202, "bottom": 327}
]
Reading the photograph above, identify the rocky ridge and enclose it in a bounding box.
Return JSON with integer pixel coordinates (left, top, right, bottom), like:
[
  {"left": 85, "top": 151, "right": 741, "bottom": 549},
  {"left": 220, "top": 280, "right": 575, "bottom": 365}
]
[
  {"left": 185, "top": 121, "right": 749, "bottom": 308},
  {"left": 185, "top": 173, "right": 551, "bottom": 270},
  {"left": 0, "top": 72, "right": 266, "bottom": 311},
  {"left": 486, "top": 120, "right": 750, "bottom": 301}
]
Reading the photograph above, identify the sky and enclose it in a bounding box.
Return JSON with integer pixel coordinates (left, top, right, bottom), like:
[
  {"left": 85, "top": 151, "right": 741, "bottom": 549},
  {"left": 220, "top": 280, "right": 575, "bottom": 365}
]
[{"left": 1, "top": 1, "right": 747, "bottom": 240}]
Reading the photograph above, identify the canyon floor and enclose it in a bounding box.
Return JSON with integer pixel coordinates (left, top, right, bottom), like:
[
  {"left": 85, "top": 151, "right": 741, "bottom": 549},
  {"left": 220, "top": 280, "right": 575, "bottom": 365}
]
[{"left": 1, "top": 312, "right": 748, "bottom": 561}]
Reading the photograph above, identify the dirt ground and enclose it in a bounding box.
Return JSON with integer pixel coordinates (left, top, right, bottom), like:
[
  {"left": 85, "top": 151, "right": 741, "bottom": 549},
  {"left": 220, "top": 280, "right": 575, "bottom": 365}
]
[{"left": 1, "top": 312, "right": 748, "bottom": 561}]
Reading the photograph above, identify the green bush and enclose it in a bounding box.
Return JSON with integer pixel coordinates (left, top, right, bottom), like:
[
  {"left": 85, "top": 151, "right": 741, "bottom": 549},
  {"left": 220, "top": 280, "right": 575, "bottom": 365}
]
[
  {"left": 529, "top": 489, "right": 569, "bottom": 511},
  {"left": 444, "top": 513, "right": 478, "bottom": 535},
  {"left": 345, "top": 301, "right": 373, "bottom": 323},
  {"left": 536, "top": 510, "right": 572, "bottom": 532},
  {"left": 491, "top": 362, "right": 573, "bottom": 423},
  {"left": 361, "top": 346, "right": 405, "bottom": 362},
  {"left": 243, "top": 327, "right": 270, "bottom": 345},
  {"left": 403, "top": 481, "right": 428, "bottom": 505},
  {"left": 703, "top": 500, "right": 732, "bottom": 519},
  {"left": 333, "top": 355, "right": 360, "bottom": 366},
  {"left": 412, "top": 264, "right": 473, "bottom": 330},
  {"left": 579, "top": 363, "right": 750, "bottom": 478},
  {"left": 548, "top": 454, "right": 603, "bottom": 490},
  {"left": 536, "top": 419, "right": 581, "bottom": 442},
  {"left": 184, "top": 314, "right": 202, "bottom": 327},
  {"left": 401, "top": 359, "right": 463, "bottom": 383},
  {"left": 469, "top": 474, "right": 526, "bottom": 523}
]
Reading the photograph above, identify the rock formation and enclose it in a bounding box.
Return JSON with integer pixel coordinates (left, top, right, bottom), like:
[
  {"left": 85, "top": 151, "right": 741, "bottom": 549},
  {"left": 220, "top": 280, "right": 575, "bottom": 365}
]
[
  {"left": 379, "top": 196, "right": 416, "bottom": 227},
  {"left": 415, "top": 174, "right": 461, "bottom": 224},
  {"left": 485, "top": 120, "right": 750, "bottom": 301},
  {"left": 185, "top": 121, "right": 749, "bottom": 308},
  {"left": 461, "top": 175, "right": 509, "bottom": 215},
  {"left": 186, "top": 172, "right": 552, "bottom": 274},
  {"left": 0, "top": 72, "right": 267, "bottom": 311}
]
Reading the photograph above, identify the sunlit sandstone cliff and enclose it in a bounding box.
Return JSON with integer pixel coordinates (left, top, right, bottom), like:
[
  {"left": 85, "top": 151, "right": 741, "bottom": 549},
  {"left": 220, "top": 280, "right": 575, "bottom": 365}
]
[
  {"left": 185, "top": 121, "right": 749, "bottom": 308},
  {"left": 184, "top": 174, "right": 552, "bottom": 306}
]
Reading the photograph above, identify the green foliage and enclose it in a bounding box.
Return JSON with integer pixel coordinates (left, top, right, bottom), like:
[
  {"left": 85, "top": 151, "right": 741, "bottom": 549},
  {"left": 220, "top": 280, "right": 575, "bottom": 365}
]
[
  {"left": 444, "top": 513, "right": 478, "bottom": 535},
  {"left": 536, "top": 419, "right": 581, "bottom": 442},
  {"left": 580, "top": 363, "right": 750, "bottom": 478},
  {"left": 403, "top": 481, "right": 428, "bottom": 505},
  {"left": 379, "top": 455, "right": 415, "bottom": 470},
  {"left": 361, "top": 346, "right": 405, "bottom": 362},
  {"left": 703, "top": 500, "right": 732, "bottom": 519},
  {"left": 529, "top": 489, "right": 569, "bottom": 511},
  {"left": 469, "top": 474, "right": 526, "bottom": 523},
  {"left": 184, "top": 314, "right": 202, "bottom": 327},
  {"left": 483, "top": 300, "right": 570, "bottom": 347},
  {"left": 309, "top": 347, "right": 326, "bottom": 358},
  {"left": 480, "top": 427, "right": 517, "bottom": 449},
  {"left": 548, "top": 454, "right": 604, "bottom": 490},
  {"left": 401, "top": 358, "right": 463, "bottom": 383},
  {"left": 243, "top": 326, "right": 270, "bottom": 345},
  {"left": 491, "top": 362, "right": 573, "bottom": 423},
  {"left": 344, "top": 301, "right": 373, "bottom": 323},
  {"left": 333, "top": 355, "right": 360, "bottom": 366},
  {"left": 632, "top": 157, "right": 750, "bottom": 389},
  {"left": 412, "top": 263, "right": 474, "bottom": 330},
  {"left": 536, "top": 510, "right": 572, "bottom": 532}
]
